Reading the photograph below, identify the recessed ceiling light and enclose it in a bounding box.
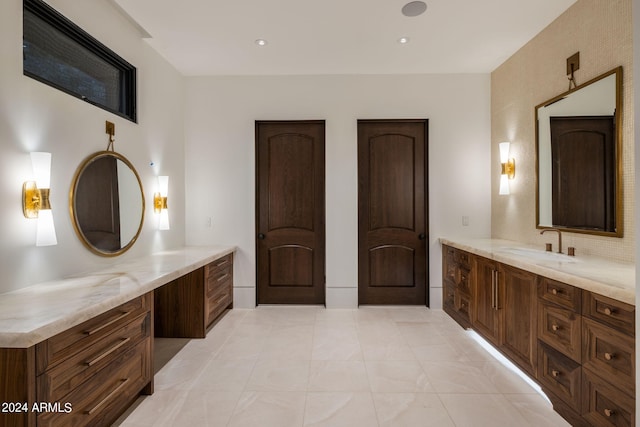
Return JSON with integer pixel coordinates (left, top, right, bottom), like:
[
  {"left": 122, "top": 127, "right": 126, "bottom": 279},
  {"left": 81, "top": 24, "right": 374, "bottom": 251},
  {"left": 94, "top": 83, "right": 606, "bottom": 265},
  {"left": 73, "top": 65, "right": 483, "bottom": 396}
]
[
  {"left": 255, "top": 39, "right": 268, "bottom": 46},
  {"left": 402, "top": 1, "right": 427, "bottom": 17},
  {"left": 398, "top": 37, "right": 410, "bottom": 44}
]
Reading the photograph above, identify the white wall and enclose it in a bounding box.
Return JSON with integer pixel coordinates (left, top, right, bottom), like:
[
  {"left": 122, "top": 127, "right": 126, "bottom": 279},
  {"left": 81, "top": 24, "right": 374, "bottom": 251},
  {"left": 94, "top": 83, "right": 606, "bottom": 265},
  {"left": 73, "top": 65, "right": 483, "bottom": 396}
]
[
  {"left": 184, "top": 74, "right": 492, "bottom": 308},
  {"left": 0, "top": 0, "right": 186, "bottom": 293}
]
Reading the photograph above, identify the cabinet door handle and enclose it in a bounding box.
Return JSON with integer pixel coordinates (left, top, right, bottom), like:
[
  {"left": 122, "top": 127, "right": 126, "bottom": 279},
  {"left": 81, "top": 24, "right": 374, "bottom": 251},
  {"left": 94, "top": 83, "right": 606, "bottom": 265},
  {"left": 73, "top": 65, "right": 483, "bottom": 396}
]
[
  {"left": 493, "top": 270, "right": 500, "bottom": 310},
  {"left": 551, "top": 324, "right": 560, "bottom": 332},
  {"left": 604, "top": 408, "right": 614, "bottom": 417},
  {"left": 604, "top": 307, "right": 613, "bottom": 316},
  {"left": 604, "top": 352, "right": 614, "bottom": 361},
  {"left": 85, "top": 337, "right": 131, "bottom": 367},
  {"left": 84, "top": 311, "right": 131, "bottom": 335},
  {"left": 551, "top": 370, "right": 560, "bottom": 378},
  {"left": 85, "top": 378, "right": 130, "bottom": 415},
  {"left": 490, "top": 271, "right": 495, "bottom": 310}
]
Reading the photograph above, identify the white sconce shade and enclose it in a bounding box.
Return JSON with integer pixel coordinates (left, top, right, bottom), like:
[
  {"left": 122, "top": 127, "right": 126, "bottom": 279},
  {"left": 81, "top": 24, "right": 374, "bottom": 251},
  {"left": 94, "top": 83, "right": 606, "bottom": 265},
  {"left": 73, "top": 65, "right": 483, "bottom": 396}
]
[
  {"left": 23, "top": 152, "right": 57, "bottom": 246},
  {"left": 498, "top": 142, "right": 515, "bottom": 196},
  {"left": 155, "top": 176, "right": 170, "bottom": 230},
  {"left": 499, "top": 142, "right": 510, "bottom": 163},
  {"left": 36, "top": 209, "right": 57, "bottom": 246},
  {"left": 499, "top": 174, "right": 510, "bottom": 195}
]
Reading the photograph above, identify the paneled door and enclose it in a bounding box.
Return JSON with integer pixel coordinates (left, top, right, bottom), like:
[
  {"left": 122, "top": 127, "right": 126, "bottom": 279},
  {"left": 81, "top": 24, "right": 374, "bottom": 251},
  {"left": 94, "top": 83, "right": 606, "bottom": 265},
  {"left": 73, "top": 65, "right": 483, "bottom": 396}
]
[
  {"left": 255, "top": 120, "right": 325, "bottom": 304},
  {"left": 357, "top": 119, "right": 428, "bottom": 305}
]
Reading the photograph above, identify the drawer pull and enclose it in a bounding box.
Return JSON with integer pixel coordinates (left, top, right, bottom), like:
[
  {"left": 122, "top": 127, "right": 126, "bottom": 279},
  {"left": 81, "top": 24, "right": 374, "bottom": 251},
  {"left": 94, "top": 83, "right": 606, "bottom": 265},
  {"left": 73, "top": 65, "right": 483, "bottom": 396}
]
[
  {"left": 604, "top": 307, "right": 613, "bottom": 316},
  {"left": 215, "top": 259, "right": 229, "bottom": 268},
  {"left": 217, "top": 273, "right": 230, "bottom": 282},
  {"left": 604, "top": 408, "right": 614, "bottom": 417},
  {"left": 85, "top": 378, "right": 130, "bottom": 415},
  {"left": 85, "top": 311, "right": 131, "bottom": 335},
  {"left": 85, "top": 338, "right": 131, "bottom": 367},
  {"left": 550, "top": 288, "right": 559, "bottom": 295},
  {"left": 604, "top": 352, "right": 614, "bottom": 361},
  {"left": 551, "top": 324, "right": 561, "bottom": 332},
  {"left": 551, "top": 370, "right": 560, "bottom": 378},
  {"left": 212, "top": 294, "right": 228, "bottom": 306}
]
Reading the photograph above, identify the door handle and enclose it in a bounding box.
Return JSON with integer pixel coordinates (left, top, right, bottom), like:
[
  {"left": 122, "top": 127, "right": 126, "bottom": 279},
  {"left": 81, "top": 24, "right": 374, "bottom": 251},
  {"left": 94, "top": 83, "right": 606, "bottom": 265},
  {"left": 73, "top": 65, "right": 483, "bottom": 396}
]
[
  {"left": 258, "top": 233, "right": 265, "bottom": 240},
  {"left": 418, "top": 233, "right": 426, "bottom": 240}
]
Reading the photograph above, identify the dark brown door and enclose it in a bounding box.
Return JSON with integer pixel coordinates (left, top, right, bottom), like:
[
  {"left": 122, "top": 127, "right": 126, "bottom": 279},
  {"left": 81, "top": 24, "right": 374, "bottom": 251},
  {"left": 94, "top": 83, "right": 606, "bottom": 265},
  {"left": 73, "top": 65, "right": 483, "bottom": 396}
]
[
  {"left": 358, "top": 119, "right": 428, "bottom": 305},
  {"left": 550, "top": 116, "right": 615, "bottom": 231},
  {"left": 256, "top": 120, "right": 325, "bottom": 304}
]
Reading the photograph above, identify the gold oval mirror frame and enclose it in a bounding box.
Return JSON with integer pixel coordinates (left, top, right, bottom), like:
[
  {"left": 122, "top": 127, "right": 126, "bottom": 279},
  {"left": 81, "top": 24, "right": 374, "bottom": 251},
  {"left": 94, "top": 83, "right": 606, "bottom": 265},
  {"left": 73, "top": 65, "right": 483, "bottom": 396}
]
[{"left": 70, "top": 151, "right": 145, "bottom": 256}]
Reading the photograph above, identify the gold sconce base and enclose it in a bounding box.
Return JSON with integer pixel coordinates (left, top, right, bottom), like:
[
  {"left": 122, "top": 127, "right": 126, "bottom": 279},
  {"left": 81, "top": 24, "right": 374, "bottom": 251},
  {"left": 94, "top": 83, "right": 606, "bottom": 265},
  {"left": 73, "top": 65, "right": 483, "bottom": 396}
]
[
  {"left": 153, "top": 193, "right": 168, "bottom": 214},
  {"left": 22, "top": 181, "right": 41, "bottom": 219},
  {"left": 501, "top": 159, "right": 516, "bottom": 179}
]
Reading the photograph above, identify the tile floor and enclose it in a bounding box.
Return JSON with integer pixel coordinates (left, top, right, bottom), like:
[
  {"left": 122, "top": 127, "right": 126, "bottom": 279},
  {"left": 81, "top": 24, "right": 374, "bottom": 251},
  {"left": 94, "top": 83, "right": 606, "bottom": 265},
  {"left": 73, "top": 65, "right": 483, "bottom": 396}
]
[{"left": 114, "top": 306, "right": 570, "bottom": 427}]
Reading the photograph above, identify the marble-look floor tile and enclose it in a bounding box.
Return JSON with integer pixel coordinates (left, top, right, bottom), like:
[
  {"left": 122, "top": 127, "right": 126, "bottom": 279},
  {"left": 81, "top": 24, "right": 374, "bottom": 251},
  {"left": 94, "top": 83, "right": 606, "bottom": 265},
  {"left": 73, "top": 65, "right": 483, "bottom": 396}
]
[
  {"left": 504, "top": 393, "right": 571, "bottom": 426},
  {"left": 246, "top": 359, "right": 310, "bottom": 391},
  {"left": 311, "top": 329, "right": 363, "bottom": 361},
  {"left": 410, "top": 342, "right": 467, "bottom": 362},
  {"left": 303, "top": 392, "right": 379, "bottom": 427},
  {"left": 439, "top": 393, "right": 530, "bottom": 427},
  {"left": 372, "top": 392, "right": 455, "bottom": 427},
  {"left": 153, "top": 356, "right": 209, "bottom": 391},
  {"left": 366, "top": 361, "right": 434, "bottom": 392},
  {"left": 190, "top": 359, "right": 256, "bottom": 391},
  {"left": 308, "top": 360, "right": 370, "bottom": 391},
  {"left": 420, "top": 361, "right": 501, "bottom": 393},
  {"left": 227, "top": 391, "right": 306, "bottom": 427}
]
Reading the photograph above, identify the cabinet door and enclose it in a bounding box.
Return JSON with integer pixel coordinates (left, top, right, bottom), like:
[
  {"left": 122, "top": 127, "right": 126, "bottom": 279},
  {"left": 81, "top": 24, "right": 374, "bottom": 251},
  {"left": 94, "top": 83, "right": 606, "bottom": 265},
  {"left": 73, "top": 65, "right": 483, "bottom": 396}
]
[
  {"left": 501, "top": 265, "right": 537, "bottom": 376},
  {"left": 472, "top": 256, "right": 501, "bottom": 344}
]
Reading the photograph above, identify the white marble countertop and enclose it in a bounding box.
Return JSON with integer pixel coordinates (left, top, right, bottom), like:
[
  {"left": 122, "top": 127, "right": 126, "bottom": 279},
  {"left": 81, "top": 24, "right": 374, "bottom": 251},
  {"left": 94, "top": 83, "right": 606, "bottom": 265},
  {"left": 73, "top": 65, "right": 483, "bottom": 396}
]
[
  {"left": 440, "top": 238, "right": 635, "bottom": 306},
  {"left": 0, "top": 246, "right": 236, "bottom": 348}
]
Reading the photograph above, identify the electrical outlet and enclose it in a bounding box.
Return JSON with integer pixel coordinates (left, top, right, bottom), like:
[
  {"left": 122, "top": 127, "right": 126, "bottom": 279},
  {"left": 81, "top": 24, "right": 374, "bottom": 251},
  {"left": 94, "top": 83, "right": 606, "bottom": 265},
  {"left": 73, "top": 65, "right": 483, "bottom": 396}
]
[
  {"left": 206, "top": 217, "right": 212, "bottom": 228},
  {"left": 462, "top": 216, "right": 469, "bottom": 226}
]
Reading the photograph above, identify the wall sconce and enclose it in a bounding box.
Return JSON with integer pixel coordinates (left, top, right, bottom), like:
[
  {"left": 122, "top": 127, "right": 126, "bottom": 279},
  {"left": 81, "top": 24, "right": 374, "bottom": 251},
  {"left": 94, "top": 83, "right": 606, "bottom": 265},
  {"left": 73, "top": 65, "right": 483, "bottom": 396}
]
[
  {"left": 154, "top": 176, "right": 169, "bottom": 230},
  {"left": 499, "top": 142, "right": 516, "bottom": 195},
  {"left": 23, "top": 152, "right": 57, "bottom": 246}
]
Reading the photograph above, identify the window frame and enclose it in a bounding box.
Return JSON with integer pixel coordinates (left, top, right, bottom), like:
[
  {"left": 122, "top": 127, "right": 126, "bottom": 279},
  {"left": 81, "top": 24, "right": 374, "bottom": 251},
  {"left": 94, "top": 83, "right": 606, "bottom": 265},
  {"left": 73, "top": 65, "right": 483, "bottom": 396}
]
[{"left": 23, "top": 0, "right": 137, "bottom": 122}]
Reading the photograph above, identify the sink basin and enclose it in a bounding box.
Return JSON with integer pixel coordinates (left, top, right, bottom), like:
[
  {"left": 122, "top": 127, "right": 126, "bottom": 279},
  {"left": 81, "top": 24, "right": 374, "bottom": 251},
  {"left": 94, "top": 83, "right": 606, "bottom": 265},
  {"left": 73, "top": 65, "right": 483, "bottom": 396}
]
[{"left": 498, "top": 247, "right": 581, "bottom": 263}]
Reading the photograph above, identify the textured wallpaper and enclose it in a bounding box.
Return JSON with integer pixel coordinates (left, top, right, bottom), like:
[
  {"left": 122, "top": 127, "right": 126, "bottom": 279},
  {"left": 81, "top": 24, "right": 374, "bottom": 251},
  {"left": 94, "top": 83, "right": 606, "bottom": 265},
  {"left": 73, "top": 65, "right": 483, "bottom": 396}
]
[{"left": 491, "top": 0, "right": 634, "bottom": 262}]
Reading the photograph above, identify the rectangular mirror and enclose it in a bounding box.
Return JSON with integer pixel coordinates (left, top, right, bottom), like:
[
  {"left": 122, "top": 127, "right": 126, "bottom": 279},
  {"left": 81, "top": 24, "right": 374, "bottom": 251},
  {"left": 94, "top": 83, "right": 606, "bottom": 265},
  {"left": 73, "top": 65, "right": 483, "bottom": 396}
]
[{"left": 535, "top": 67, "right": 622, "bottom": 237}]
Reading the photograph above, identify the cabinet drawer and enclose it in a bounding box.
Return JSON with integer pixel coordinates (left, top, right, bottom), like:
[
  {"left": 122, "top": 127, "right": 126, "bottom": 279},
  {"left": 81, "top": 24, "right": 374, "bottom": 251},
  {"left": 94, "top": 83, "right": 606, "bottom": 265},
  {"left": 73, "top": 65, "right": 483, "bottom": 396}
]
[
  {"left": 537, "top": 341, "right": 581, "bottom": 412},
  {"left": 36, "top": 294, "right": 150, "bottom": 374},
  {"left": 37, "top": 312, "right": 150, "bottom": 403},
  {"left": 582, "top": 318, "right": 635, "bottom": 394},
  {"left": 454, "top": 249, "right": 471, "bottom": 267},
  {"left": 455, "top": 292, "right": 471, "bottom": 325},
  {"left": 458, "top": 267, "right": 471, "bottom": 295},
  {"left": 205, "top": 254, "right": 233, "bottom": 276},
  {"left": 582, "top": 368, "right": 635, "bottom": 427},
  {"left": 37, "top": 338, "right": 151, "bottom": 427},
  {"left": 206, "top": 265, "right": 232, "bottom": 295},
  {"left": 443, "top": 282, "right": 455, "bottom": 313},
  {"left": 583, "top": 292, "right": 635, "bottom": 337},
  {"left": 538, "top": 302, "right": 581, "bottom": 362},
  {"left": 207, "top": 291, "right": 232, "bottom": 327},
  {"left": 538, "top": 278, "right": 581, "bottom": 312}
]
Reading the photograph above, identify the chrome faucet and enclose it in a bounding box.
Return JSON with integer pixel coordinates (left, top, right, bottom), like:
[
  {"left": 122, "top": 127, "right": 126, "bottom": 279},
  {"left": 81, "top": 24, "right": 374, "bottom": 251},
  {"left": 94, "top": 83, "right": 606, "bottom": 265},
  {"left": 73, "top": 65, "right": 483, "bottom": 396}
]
[{"left": 540, "top": 228, "right": 562, "bottom": 254}]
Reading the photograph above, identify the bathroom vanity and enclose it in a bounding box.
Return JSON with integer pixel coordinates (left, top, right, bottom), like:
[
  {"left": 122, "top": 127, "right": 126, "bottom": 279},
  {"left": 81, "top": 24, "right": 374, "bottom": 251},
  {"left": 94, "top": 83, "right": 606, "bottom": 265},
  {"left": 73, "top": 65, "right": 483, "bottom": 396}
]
[
  {"left": 442, "top": 238, "right": 634, "bottom": 427},
  {"left": 0, "top": 246, "right": 234, "bottom": 427}
]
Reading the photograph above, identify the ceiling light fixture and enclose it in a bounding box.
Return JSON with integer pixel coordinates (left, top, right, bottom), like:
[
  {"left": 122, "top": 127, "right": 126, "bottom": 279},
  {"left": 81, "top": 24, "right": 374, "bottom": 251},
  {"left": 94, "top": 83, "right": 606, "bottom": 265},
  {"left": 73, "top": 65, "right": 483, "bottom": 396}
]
[
  {"left": 255, "top": 39, "right": 268, "bottom": 46},
  {"left": 402, "top": 1, "right": 427, "bottom": 17},
  {"left": 398, "top": 37, "right": 410, "bottom": 44}
]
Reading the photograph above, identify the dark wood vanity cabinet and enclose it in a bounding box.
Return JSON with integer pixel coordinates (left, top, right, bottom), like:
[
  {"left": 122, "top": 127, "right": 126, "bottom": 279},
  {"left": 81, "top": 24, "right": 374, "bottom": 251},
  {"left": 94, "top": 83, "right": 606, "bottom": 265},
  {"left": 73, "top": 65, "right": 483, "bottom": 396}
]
[
  {"left": 155, "top": 253, "right": 234, "bottom": 338},
  {"left": 442, "top": 244, "right": 636, "bottom": 426},
  {"left": 442, "top": 246, "right": 472, "bottom": 328}
]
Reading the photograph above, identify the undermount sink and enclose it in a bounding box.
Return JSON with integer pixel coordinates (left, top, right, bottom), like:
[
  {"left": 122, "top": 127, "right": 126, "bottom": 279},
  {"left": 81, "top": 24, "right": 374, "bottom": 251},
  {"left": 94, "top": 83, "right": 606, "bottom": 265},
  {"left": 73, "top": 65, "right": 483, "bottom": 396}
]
[{"left": 497, "top": 247, "right": 581, "bottom": 263}]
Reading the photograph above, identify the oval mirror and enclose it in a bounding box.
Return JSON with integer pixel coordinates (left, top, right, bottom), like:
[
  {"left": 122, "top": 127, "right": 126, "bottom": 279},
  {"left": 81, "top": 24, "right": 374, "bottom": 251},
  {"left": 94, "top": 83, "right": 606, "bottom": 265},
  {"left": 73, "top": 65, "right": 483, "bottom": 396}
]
[
  {"left": 70, "top": 151, "right": 145, "bottom": 256},
  {"left": 535, "top": 67, "right": 622, "bottom": 236}
]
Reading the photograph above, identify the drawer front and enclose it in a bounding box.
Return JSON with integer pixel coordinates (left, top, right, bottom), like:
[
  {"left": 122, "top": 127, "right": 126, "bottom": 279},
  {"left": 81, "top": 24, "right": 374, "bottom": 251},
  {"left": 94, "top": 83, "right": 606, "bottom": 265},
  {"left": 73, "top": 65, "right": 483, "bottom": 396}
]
[
  {"left": 582, "top": 318, "right": 635, "bottom": 394},
  {"left": 38, "top": 312, "right": 150, "bottom": 403},
  {"left": 583, "top": 292, "right": 635, "bottom": 337},
  {"left": 538, "top": 302, "right": 581, "bottom": 362},
  {"left": 582, "top": 368, "right": 635, "bottom": 427},
  {"left": 454, "top": 249, "right": 471, "bottom": 267},
  {"left": 537, "top": 341, "right": 581, "bottom": 411},
  {"left": 443, "top": 259, "right": 457, "bottom": 284},
  {"left": 206, "top": 264, "right": 233, "bottom": 295},
  {"left": 538, "top": 278, "right": 581, "bottom": 311},
  {"left": 207, "top": 290, "right": 232, "bottom": 327},
  {"left": 37, "top": 294, "right": 150, "bottom": 374},
  {"left": 443, "top": 282, "right": 455, "bottom": 313},
  {"left": 457, "top": 267, "right": 471, "bottom": 295},
  {"left": 454, "top": 291, "right": 471, "bottom": 325},
  {"left": 37, "top": 338, "right": 151, "bottom": 427},
  {"left": 205, "top": 253, "right": 233, "bottom": 276}
]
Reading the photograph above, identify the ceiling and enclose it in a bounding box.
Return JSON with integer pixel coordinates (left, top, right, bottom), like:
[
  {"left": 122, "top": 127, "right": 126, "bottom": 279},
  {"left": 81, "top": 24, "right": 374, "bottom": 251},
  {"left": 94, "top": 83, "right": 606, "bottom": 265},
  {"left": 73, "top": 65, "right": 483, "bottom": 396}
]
[{"left": 111, "top": 0, "right": 577, "bottom": 76}]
